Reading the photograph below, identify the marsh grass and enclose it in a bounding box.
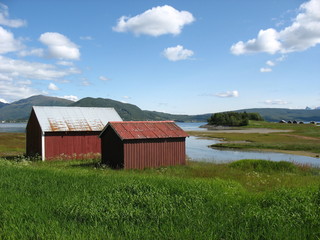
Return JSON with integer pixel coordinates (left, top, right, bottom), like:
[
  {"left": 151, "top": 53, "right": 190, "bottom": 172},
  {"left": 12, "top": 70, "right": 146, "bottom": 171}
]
[
  {"left": 1, "top": 158, "right": 320, "bottom": 239},
  {"left": 0, "top": 133, "right": 25, "bottom": 156},
  {"left": 189, "top": 121, "right": 320, "bottom": 155}
]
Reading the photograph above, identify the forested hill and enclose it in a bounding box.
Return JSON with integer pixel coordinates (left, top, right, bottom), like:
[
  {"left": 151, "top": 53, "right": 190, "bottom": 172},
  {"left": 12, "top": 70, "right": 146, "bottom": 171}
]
[
  {"left": 70, "top": 97, "right": 197, "bottom": 121},
  {"left": 0, "top": 95, "right": 73, "bottom": 121},
  {"left": 0, "top": 95, "right": 320, "bottom": 122},
  {"left": 0, "top": 95, "right": 201, "bottom": 122}
]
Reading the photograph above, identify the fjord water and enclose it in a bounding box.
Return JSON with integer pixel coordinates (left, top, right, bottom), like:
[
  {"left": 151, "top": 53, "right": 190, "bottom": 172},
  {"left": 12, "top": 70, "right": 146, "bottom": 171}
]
[
  {"left": 1, "top": 122, "right": 319, "bottom": 166},
  {"left": 0, "top": 123, "right": 26, "bottom": 133},
  {"left": 177, "top": 122, "right": 320, "bottom": 167}
]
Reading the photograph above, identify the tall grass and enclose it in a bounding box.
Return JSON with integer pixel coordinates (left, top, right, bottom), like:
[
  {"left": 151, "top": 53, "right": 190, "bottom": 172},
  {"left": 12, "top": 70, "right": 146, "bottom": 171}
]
[{"left": 0, "top": 159, "right": 320, "bottom": 239}]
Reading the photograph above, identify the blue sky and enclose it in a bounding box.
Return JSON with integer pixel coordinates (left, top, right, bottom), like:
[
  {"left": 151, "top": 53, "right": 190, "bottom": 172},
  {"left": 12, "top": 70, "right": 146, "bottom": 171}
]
[{"left": 0, "top": 0, "right": 319, "bottom": 114}]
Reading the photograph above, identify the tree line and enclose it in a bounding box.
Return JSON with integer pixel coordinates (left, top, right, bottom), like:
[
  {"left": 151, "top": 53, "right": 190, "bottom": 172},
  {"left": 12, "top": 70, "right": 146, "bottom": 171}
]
[{"left": 207, "top": 112, "right": 264, "bottom": 126}]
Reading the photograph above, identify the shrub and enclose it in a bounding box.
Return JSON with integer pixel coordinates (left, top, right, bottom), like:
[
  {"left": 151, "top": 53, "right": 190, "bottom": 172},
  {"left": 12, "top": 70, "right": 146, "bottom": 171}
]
[{"left": 207, "top": 112, "right": 263, "bottom": 126}]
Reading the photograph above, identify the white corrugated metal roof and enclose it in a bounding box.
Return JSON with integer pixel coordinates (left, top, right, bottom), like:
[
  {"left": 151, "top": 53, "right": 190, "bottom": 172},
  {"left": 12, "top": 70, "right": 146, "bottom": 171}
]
[{"left": 32, "top": 106, "right": 122, "bottom": 132}]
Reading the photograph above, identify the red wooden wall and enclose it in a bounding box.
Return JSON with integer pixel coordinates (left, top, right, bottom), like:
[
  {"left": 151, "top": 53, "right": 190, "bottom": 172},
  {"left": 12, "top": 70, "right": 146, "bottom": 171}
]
[
  {"left": 123, "top": 138, "right": 186, "bottom": 169},
  {"left": 44, "top": 132, "right": 101, "bottom": 160}
]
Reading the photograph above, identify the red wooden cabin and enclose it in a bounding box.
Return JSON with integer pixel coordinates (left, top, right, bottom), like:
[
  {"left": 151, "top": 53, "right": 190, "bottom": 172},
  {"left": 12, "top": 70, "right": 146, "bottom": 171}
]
[
  {"left": 99, "top": 121, "right": 189, "bottom": 169},
  {"left": 26, "top": 106, "right": 122, "bottom": 160}
]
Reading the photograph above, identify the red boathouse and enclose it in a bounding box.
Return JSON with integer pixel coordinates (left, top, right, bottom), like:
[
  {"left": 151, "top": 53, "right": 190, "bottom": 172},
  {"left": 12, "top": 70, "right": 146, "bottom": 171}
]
[
  {"left": 26, "top": 106, "right": 122, "bottom": 160},
  {"left": 99, "top": 121, "right": 189, "bottom": 169}
]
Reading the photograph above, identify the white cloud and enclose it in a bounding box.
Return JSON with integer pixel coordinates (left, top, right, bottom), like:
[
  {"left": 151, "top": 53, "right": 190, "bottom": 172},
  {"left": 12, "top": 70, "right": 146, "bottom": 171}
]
[
  {"left": 48, "top": 83, "right": 59, "bottom": 91},
  {"left": 99, "top": 76, "right": 110, "bottom": 81},
  {"left": 0, "top": 98, "right": 8, "bottom": 103},
  {"left": 264, "top": 99, "right": 289, "bottom": 105},
  {"left": 81, "top": 78, "right": 91, "bottom": 86},
  {"left": 231, "top": 0, "right": 320, "bottom": 55},
  {"left": 260, "top": 67, "right": 272, "bottom": 73},
  {"left": 60, "top": 95, "right": 79, "bottom": 101},
  {"left": 266, "top": 60, "right": 275, "bottom": 66},
  {"left": 0, "top": 80, "right": 45, "bottom": 101},
  {"left": 0, "top": 72, "right": 12, "bottom": 81},
  {"left": 123, "top": 96, "right": 131, "bottom": 99},
  {"left": 80, "top": 36, "right": 93, "bottom": 40},
  {"left": 0, "top": 26, "right": 24, "bottom": 54},
  {"left": 163, "top": 45, "right": 194, "bottom": 61},
  {"left": 0, "top": 3, "right": 26, "bottom": 28},
  {"left": 18, "top": 48, "right": 44, "bottom": 57},
  {"left": 17, "top": 80, "right": 32, "bottom": 85},
  {"left": 215, "top": 90, "right": 239, "bottom": 98},
  {"left": 39, "top": 32, "right": 80, "bottom": 60},
  {"left": 56, "top": 61, "right": 74, "bottom": 66},
  {"left": 231, "top": 28, "right": 281, "bottom": 55},
  {"left": 113, "top": 5, "right": 195, "bottom": 36},
  {"left": 0, "top": 55, "right": 80, "bottom": 81}
]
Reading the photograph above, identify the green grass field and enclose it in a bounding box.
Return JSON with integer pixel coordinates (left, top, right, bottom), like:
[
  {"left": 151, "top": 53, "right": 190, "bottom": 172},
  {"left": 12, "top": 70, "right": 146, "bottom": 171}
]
[
  {"left": 1, "top": 123, "right": 320, "bottom": 239},
  {"left": 0, "top": 158, "right": 320, "bottom": 239},
  {"left": 0, "top": 133, "right": 25, "bottom": 157}
]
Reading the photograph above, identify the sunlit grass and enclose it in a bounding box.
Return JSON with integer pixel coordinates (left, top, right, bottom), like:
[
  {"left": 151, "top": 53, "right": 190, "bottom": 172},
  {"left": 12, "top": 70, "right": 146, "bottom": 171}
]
[
  {"left": 0, "top": 133, "right": 25, "bottom": 156},
  {"left": 0, "top": 158, "right": 320, "bottom": 239}
]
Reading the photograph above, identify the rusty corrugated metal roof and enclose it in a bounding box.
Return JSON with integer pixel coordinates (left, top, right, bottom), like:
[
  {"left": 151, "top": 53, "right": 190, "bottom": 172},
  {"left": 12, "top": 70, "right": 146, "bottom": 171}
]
[
  {"left": 103, "top": 121, "right": 189, "bottom": 140},
  {"left": 33, "top": 106, "right": 122, "bottom": 132}
]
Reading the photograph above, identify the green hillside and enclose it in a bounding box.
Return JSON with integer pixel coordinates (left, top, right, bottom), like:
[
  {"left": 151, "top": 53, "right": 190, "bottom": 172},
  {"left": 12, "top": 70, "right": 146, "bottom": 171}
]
[
  {"left": 1, "top": 95, "right": 319, "bottom": 123},
  {"left": 0, "top": 95, "right": 73, "bottom": 121},
  {"left": 70, "top": 97, "right": 148, "bottom": 121},
  {"left": 70, "top": 97, "right": 198, "bottom": 121},
  {"left": 0, "top": 102, "right": 8, "bottom": 108}
]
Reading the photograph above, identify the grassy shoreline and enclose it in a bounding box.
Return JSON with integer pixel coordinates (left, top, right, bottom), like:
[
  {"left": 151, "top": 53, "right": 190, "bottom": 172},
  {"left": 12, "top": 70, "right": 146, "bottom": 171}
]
[{"left": 188, "top": 121, "right": 320, "bottom": 158}]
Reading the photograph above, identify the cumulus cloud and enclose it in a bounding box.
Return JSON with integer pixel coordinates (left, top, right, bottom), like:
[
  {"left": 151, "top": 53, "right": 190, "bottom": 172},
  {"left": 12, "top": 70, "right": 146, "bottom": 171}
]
[
  {"left": 0, "top": 3, "right": 26, "bottom": 28},
  {"left": 48, "top": 83, "right": 59, "bottom": 91},
  {"left": 163, "top": 45, "right": 194, "bottom": 61},
  {"left": 60, "top": 95, "right": 79, "bottom": 101},
  {"left": 0, "top": 80, "right": 45, "bottom": 101},
  {"left": 113, "top": 5, "right": 195, "bottom": 36},
  {"left": 231, "top": 28, "right": 281, "bottom": 55},
  {"left": 215, "top": 90, "right": 239, "bottom": 98},
  {"left": 56, "top": 61, "right": 74, "bottom": 66},
  {"left": 231, "top": 0, "right": 320, "bottom": 55},
  {"left": 260, "top": 67, "right": 272, "bottom": 73},
  {"left": 39, "top": 32, "right": 80, "bottom": 60},
  {"left": 0, "top": 98, "right": 8, "bottom": 103},
  {"left": 0, "top": 55, "right": 80, "bottom": 81},
  {"left": 264, "top": 99, "right": 289, "bottom": 105},
  {"left": 99, "top": 76, "right": 110, "bottom": 81},
  {"left": 18, "top": 48, "right": 44, "bottom": 57},
  {"left": 266, "top": 60, "right": 275, "bottom": 66},
  {"left": 0, "top": 26, "right": 23, "bottom": 54}
]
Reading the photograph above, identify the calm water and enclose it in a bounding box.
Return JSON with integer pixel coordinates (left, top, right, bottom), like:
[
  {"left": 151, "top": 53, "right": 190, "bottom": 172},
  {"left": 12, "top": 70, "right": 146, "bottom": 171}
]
[
  {"left": 0, "top": 123, "right": 26, "bottom": 133},
  {"left": 177, "top": 122, "right": 320, "bottom": 167},
  {"left": 1, "top": 122, "right": 319, "bottom": 166}
]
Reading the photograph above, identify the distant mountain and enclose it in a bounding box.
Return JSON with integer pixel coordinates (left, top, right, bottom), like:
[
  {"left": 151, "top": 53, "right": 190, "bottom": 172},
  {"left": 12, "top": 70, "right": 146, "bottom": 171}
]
[
  {"left": 0, "top": 102, "right": 8, "bottom": 108},
  {"left": 0, "top": 95, "right": 73, "bottom": 121},
  {"left": 1, "top": 95, "right": 320, "bottom": 123},
  {"left": 70, "top": 97, "right": 198, "bottom": 121}
]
